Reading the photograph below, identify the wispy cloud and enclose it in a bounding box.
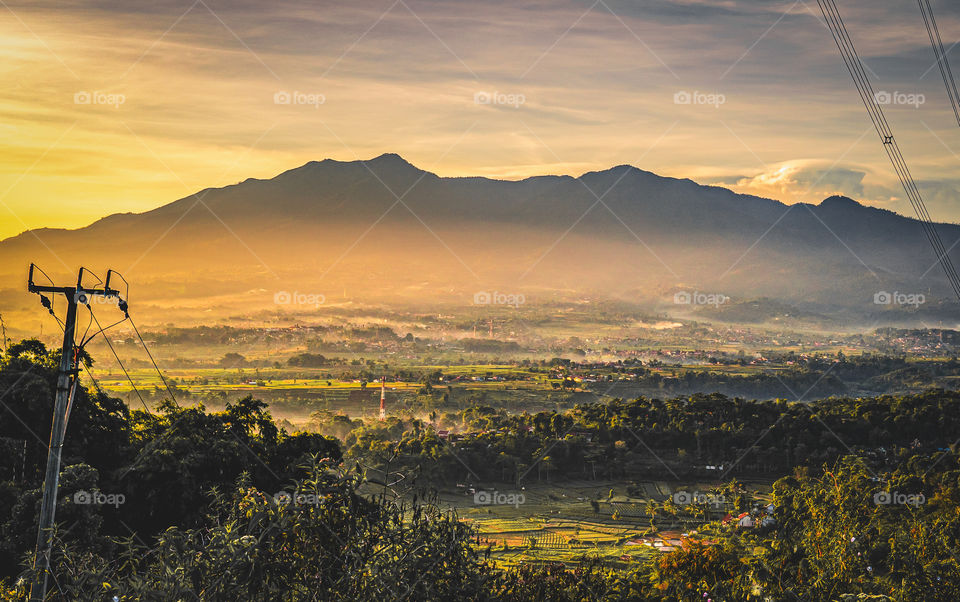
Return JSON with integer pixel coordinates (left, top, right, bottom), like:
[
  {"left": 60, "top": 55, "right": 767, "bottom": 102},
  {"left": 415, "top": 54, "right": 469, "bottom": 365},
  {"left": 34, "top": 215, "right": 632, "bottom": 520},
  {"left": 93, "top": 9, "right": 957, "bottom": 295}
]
[{"left": 1, "top": 0, "right": 959, "bottom": 238}]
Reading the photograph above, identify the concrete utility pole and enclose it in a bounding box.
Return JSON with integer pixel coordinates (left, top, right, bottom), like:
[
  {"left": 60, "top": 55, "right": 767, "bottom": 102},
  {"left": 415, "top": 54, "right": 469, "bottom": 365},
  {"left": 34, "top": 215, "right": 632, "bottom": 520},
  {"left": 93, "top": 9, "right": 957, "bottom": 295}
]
[
  {"left": 27, "top": 265, "right": 122, "bottom": 602},
  {"left": 379, "top": 376, "right": 386, "bottom": 421},
  {"left": 0, "top": 312, "right": 8, "bottom": 351}
]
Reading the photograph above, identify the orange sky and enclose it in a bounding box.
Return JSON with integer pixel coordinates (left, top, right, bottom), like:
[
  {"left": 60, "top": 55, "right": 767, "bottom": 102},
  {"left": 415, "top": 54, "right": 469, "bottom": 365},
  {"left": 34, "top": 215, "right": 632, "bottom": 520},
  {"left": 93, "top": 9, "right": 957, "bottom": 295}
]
[{"left": 3, "top": 0, "right": 960, "bottom": 239}]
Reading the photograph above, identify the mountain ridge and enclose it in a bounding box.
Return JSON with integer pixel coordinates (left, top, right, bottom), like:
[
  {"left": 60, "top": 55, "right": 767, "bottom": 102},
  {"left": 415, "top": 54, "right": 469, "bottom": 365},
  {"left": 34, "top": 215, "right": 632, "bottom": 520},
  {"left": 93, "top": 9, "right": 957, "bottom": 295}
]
[
  {"left": 2, "top": 155, "right": 878, "bottom": 243},
  {"left": 0, "top": 154, "right": 956, "bottom": 324}
]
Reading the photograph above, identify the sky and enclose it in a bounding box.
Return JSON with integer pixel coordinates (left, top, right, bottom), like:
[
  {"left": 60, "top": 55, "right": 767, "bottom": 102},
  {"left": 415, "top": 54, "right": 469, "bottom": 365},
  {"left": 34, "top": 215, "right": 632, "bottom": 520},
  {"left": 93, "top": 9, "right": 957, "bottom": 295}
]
[{"left": 3, "top": 0, "right": 960, "bottom": 239}]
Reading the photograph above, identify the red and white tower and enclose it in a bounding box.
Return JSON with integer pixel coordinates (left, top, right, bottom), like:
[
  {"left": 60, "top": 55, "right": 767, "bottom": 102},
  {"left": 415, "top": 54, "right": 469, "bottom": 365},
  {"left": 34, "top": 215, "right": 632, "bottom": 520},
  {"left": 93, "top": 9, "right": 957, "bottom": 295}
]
[{"left": 379, "top": 376, "right": 386, "bottom": 421}]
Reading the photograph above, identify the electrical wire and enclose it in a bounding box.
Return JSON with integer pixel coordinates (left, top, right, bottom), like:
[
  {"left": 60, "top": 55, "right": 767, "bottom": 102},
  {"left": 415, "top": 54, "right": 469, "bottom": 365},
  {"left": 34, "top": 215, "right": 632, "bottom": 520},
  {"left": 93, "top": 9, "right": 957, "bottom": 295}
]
[
  {"left": 127, "top": 313, "right": 179, "bottom": 407},
  {"left": 70, "top": 268, "right": 147, "bottom": 411},
  {"left": 817, "top": 0, "right": 960, "bottom": 302},
  {"left": 62, "top": 377, "right": 79, "bottom": 440},
  {"left": 78, "top": 307, "right": 94, "bottom": 350},
  {"left": 98, "top": 268, "right": 178, "bottom": 407},
  {"left": 87, "top": 308, "right": 150, "bottom": 413},
  {"left": 80, "top": 362, "right": 106, "bottom": 398},
  {"left": 79, "top": 305, "right": 127, "bottom": 348},
  {"left": 824, "top": 0, "right": 958, "bottom": 279},
  {"left": 31, "top": 264, "right": 57, "bottom": 288},
  {"left": 919, "top": 0, "right": 960, "bottom": 128},
  {"left": 30, "top": 266, "right": 172, "bottom": 412}
]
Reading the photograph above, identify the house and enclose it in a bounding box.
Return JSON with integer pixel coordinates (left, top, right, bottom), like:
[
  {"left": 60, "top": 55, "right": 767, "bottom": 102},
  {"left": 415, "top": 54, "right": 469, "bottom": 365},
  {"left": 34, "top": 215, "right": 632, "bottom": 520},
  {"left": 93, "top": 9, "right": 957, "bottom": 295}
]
[
  {"left": 437, "top": 430, "right": 450, "bottom": 439},
  {"left": 736, "top": 513, "right": 754, "bottom": 528}
]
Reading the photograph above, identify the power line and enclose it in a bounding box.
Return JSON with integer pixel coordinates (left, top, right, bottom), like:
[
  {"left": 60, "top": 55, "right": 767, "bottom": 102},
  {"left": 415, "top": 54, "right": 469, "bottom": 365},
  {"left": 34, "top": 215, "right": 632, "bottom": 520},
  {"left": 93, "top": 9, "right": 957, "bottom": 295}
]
[
  {"left": 85, "top": 267, "right": 179, "bottom": 409},
  {"left": 86, "top": 308, "right": 150, "bottom": 414},
  {"left": 78, "top": 304, "right": 126, "bottom": 349},
  {"left": 77, "top": 307, "right": 94, "bottom": 350},
  {"left": 919, "top": 0, "right": 960, "bottom": 127},
  {"left": 127, "top": 313, "right": 179, "bottom": 407},
  {"left": 41, "top": 298, "right": 115, "bottom": 401},
  {"left": 80, "top": 362, "right": 105, "bottom": 398},
  {"left": 817, "top": 0, "right": 960, "bottom": 302}
]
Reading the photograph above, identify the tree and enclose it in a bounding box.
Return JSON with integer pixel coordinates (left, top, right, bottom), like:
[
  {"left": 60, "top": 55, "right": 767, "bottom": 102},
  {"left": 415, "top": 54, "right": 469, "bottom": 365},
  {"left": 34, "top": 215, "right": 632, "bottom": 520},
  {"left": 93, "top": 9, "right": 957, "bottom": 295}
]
[{"left": 219, "top": 352, "right": 247, "bottom": 368}]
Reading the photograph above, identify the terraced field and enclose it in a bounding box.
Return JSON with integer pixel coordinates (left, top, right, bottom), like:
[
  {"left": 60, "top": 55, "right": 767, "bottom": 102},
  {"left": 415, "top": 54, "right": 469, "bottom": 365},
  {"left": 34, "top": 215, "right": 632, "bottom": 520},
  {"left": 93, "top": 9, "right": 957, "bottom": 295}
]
[{"left": 435, "top": 480, "right": 763, "bottom": 567}]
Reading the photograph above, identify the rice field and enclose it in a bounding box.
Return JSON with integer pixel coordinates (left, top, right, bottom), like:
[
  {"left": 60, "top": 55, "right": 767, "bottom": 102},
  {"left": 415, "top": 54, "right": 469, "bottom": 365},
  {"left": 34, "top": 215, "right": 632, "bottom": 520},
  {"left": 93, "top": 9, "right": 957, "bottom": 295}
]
[{"left": 437, "top": 480, "right": 752, "bottom": 568}]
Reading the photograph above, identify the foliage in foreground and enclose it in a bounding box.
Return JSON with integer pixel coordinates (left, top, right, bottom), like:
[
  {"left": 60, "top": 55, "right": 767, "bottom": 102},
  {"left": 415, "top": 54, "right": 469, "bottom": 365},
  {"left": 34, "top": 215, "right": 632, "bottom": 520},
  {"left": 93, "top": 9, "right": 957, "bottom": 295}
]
[
  {"left": 3, "top": 340, "right": 960, "bottom": 600},
  {"left": 4, "top": 455, "right": 960, "bottom": 600},
  {"left": 3, "top": 459, "right": 624, "bottom": 601}
]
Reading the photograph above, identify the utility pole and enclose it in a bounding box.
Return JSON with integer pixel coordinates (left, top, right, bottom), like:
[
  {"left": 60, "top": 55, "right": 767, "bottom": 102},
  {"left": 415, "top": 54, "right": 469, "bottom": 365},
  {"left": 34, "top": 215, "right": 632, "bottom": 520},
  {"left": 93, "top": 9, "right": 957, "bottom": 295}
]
[
  {"left": 379, "top": 376, "right": 386, "bottom": 421},
  {"left": 0, "top": 312, "right": 8, "bottom": 352},
  {"left": 27, "top": 264, "right": 122, "bottom": 602}
]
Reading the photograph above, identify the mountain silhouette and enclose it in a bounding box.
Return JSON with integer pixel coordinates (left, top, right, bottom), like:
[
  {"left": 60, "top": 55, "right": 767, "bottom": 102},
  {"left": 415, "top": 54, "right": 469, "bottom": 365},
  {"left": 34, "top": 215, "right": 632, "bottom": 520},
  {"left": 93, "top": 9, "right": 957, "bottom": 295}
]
[{"left": 1, "top": 153, "right": 957, "bottom": 323}]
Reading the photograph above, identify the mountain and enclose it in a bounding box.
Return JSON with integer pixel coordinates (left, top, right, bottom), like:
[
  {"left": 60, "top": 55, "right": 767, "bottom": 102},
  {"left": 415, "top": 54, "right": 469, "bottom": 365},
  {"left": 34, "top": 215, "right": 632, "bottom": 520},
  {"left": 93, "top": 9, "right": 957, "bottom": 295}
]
[{"left": 1, "top": 153, "right": 958, "bottom": 326}]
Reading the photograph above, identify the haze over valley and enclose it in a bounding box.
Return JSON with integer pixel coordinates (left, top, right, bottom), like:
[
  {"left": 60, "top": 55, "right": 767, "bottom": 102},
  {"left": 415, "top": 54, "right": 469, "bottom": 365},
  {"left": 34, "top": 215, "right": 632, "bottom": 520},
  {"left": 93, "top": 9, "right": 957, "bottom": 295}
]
[{"left": 3, "top": 153, "right": 958, "bottom": 337}]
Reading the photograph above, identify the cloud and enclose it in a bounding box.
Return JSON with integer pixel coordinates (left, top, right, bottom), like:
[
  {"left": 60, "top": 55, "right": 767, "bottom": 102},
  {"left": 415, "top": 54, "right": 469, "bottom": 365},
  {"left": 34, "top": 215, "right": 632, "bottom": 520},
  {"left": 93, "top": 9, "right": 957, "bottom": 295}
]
[
  {"left": 2, "top": 0, "right": 960, "bottom": 239},
  {"left": 707, "top": 159, "right": 960, "bottom": 225},
  {"left": 717, "top": 160, "right": 868, "bottom": 203}
]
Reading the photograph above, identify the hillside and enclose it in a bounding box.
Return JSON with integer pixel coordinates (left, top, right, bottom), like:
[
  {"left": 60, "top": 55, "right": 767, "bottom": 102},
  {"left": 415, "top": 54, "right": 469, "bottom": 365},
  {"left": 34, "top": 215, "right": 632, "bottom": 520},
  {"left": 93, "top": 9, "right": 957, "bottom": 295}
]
[{"left": 1, "top": 154, "right": 958, "bottom": 327}]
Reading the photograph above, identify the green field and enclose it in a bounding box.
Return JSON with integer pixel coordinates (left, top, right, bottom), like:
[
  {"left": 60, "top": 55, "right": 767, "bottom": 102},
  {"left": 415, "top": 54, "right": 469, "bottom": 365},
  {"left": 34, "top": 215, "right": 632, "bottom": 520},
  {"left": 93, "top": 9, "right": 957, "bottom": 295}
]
[{"left": 419, "top": 480, "right": 773, "bottom": 568}]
